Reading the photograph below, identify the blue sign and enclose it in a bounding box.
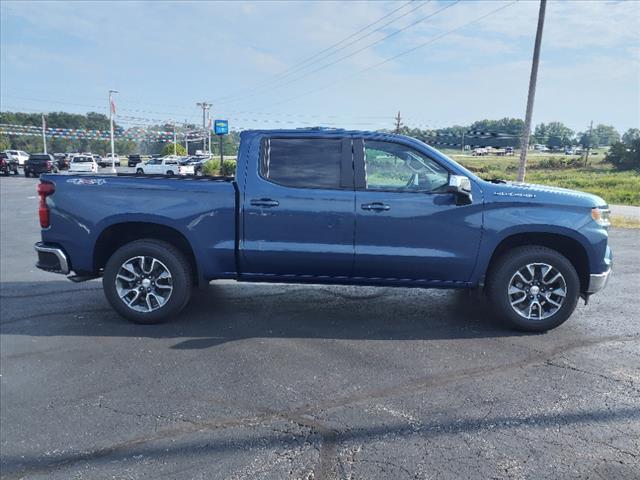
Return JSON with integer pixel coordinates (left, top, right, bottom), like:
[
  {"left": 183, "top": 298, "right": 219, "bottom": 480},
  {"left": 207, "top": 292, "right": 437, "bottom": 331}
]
[{"left": 214, "top": 120, "right": 228, "bottom": 135}]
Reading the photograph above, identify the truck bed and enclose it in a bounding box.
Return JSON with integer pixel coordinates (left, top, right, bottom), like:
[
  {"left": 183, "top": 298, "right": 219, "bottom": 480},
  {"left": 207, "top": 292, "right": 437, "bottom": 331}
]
[{"left": 40, "top": 173, "right": 239, "bottom": 281}]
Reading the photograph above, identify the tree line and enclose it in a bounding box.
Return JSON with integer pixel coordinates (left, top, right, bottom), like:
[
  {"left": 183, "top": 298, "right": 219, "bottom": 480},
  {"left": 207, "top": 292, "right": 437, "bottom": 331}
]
[
  {"left": 0, "top": 111, "right": 636, "bottom": 161},
  {"left": 0, "top": 111, "right": 240, "bottom": 156},
  {"left": 396, "top": 118, "right": 635, "bottom": 150}
]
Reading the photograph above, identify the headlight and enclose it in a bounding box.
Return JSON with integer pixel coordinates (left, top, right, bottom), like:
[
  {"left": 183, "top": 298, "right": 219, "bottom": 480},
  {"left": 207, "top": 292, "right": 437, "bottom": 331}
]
[{"left": 591, "top": 207, "right": 610, "bottom": 227}]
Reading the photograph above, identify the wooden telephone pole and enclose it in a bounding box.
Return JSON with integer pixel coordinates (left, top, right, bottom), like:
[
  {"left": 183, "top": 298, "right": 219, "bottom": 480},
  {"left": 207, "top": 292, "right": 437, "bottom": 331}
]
[
  {"left": 517, "top": 0, "right": 547, "bottom": 182},
  {"left": 394, "top": 111, "right": 402, "bottom": 134}
]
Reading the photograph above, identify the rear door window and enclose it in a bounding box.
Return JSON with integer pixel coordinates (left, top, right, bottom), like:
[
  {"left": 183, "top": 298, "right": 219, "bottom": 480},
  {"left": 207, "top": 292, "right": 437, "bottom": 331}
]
[{"left": 261, "top": 138, "right": 344, "bottom": 189}]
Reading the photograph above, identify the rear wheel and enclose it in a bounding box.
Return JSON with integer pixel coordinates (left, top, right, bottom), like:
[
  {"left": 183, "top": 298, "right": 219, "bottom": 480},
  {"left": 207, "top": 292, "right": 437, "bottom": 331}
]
[
  {"left": 166, "top": 170, "right": 174, "bottom": 176},
  {"left": 24, "top": 170, "right": 30, "bottom": 177},
  {"left": 486, "top": 246, "right": 580, "bottom": 332},
  {"left": 103, "top": 239, "right": 192, "bottom": 324},
  {"left": 136, "top": 168, "right": 144, "bottom": 174}
]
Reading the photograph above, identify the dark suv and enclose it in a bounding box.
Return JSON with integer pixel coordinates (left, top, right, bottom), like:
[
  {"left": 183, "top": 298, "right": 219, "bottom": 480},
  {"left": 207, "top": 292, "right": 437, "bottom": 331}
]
[
  {"left": 0, "top": 152, "right": 19, "bottom": 175},
  {"left": 128, "top": 154, "right": 143, "bottom": 167},
  {"left": 24, "top": 154, "right": 56, "bottom": 177}
]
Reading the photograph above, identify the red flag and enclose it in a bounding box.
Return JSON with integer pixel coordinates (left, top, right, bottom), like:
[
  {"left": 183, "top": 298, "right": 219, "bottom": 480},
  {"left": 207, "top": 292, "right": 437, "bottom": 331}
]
[{"left": 110, "top": 98, "right": 116, "bottom": 115}]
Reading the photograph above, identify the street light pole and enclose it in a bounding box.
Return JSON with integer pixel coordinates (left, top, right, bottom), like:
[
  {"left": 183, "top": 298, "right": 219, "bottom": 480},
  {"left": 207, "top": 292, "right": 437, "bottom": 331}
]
[
  {"left": 41, "top": 114, "right": 47, "bottom": 154},
  {"left": 109, "top": 89, "right": 119, "bottom": 174},
  {"left": 196, "top": 102, "right": 212, "bottom": 154},
  {"left": 517, "top": 0, "right": 546, "bottom": 182},
  {"left": 173, "top": 121, "right": 177, "bottom": 156}
]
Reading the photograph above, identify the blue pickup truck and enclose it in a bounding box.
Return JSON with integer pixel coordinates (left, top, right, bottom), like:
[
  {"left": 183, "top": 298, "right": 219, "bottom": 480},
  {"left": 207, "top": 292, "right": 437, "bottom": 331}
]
[{"left": 34, "top": 129, "right": 612, "bottom": 331}]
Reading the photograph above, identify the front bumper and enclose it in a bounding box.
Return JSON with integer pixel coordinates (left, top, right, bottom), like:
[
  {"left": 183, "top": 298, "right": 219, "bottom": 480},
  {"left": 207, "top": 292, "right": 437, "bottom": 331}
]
[
  {"left": 34, "top": 242, "right": 70, "bottom": 274},
  {"left": 587, "top": 268, "right": 611, "bottom": 294}
]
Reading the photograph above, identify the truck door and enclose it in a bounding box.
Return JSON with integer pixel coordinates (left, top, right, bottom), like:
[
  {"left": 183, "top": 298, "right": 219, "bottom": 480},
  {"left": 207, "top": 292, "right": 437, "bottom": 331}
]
[
  {"left": 241, "top": 136, "right": 355, "bottom": 278},
  {"left": 353, "top": 138, "right": 482, "bottom": 283}
]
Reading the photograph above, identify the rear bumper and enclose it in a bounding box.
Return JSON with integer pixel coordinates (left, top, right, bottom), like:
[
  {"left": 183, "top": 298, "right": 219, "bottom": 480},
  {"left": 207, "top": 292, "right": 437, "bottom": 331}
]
[
  {"left": 34, "top": 242, "right": 70, "bottom": 274},
  {"left": 587, "top": 268, "right": 611, "bottom": 294}
]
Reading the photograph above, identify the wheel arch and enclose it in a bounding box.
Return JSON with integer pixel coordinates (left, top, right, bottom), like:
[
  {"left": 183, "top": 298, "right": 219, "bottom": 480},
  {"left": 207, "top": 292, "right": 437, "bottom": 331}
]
[
  {"left": 93, "top": 221, "right": 199, "bottom": 283},
  {"left": 484, "top": 232, "right": 590, "bottom": 293}
]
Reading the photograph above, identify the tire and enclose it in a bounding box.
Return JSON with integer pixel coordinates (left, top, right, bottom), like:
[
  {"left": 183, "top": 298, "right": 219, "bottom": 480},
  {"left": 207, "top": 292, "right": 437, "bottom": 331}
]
[
  {"left": 24, "top": 170, "right": 30, "bottom": 177},
  {"left": 136, "top": 168, "right": 144, "bottom": 175},
  {"left": 166, "top": 170, "right": 174, "bottom": 176},
  {"left": 103, "top": 239, "right": 192, "bottom": 324},
  {"left": 486, "top": 246, "right": 580, "bottom": 332}
]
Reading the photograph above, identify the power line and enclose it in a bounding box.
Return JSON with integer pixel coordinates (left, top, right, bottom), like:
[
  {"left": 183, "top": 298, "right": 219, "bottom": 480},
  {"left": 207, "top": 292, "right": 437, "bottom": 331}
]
[
  {"left": 254, "top": 1, "right": 519, "bottom": 111},
  {"left": 213, "top": 1, "right": 422, "bottom": 103},
  {"left": 216, "top": 1, "right": 459, "bottom": 107}
]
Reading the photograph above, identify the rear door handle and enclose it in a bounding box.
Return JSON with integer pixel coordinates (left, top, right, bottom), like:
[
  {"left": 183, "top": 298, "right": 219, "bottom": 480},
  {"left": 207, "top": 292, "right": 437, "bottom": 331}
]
[
  {"left": 361, "top": 202, "right": 390, "bottom": 211},
  {"left": 250, "top": 198, "right": 280, "bottom": 208}
]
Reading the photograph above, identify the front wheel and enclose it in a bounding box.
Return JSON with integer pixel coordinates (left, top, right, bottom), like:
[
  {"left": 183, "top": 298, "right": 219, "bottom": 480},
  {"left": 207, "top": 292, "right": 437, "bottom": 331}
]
[
  {"left": 103, "top": 239, "right": 192, "bottom": 324},
  {"left": 136, "top": 168, "right": 144, "bottom": 174},
  {"left": 166, "top": 170, "right": 174, "bottom": 176},
  {"left": 486, "top": 246, "right": 580, "bottom": 332},
  {"left": 24, "top": 170, "right": 30, "bottom": 177}
]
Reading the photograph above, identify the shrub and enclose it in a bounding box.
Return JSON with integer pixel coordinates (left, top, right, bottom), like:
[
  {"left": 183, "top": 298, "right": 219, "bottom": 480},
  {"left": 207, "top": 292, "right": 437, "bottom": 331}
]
[
  {"left": 605, "top": 140, "right": 640, "bottom": 171},
  {"left": 201, "top": 158, "right": 237, "bottom": 176}
]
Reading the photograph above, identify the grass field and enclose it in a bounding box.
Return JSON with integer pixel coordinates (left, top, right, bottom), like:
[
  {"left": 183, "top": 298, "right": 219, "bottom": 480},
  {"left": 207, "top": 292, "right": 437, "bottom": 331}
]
[{"left": 442, "top": 149, "right": 640, "bottom": 206}]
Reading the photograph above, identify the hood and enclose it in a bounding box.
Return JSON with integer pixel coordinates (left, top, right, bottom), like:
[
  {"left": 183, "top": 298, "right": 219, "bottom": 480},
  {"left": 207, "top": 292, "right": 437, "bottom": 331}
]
[{"left": 483, "top": 180, "right": 607, "bottom": 208}]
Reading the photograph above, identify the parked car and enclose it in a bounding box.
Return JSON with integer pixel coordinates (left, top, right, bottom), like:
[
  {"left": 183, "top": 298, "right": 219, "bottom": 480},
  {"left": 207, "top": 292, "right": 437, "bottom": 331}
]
[
  {"left": 101, "top": 153, "right": 120, "bottom": 167},
  {"left": 128, "top": 154, "right": 143, "bottom": 167},
  {"left": 3, "top": 149, "right": 30, "bottom": 166},
  {"left": 53, "top": 153, "right": 71, "bottom": 170},
  {"left": 24, "top": 154, "right": 56, "bottom": 177},
  {"left": 135, "top": 156, "right": 182, "bottom": 175},
  {"left": 69, "top": 155, "right": 98, "bottom": 173},
  {"left": 178, "top": 159, "right": 195, "bottom": 176},
  {"left": 183, "top": 155, "right": 211, "bottom": 176},
  {"left": 0, "top": 151, "right": 19, "bottom": 175},
  {"left": 34, "top": 129, "right": 611, "bottom": 331}
]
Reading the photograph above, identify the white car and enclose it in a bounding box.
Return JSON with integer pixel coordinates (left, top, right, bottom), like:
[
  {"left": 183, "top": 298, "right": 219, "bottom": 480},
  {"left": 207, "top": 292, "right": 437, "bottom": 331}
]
[
  {"left": 136, "top": 156, "right": 192, "bottom": 175},
  {"left": 69, "top": 155, "right": 98, "bottom": 173},
  {"left": 103, "top": 153, "right": 120, "bottom": 167},
  {"left": 4, "top": 150, "right": 30, "bottom": 166}
]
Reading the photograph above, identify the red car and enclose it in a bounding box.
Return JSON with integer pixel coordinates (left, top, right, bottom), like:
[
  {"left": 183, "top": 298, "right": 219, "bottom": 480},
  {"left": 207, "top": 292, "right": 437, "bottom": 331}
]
[{"left": 0, "top": 152, "right": 19, "bottom": 176}]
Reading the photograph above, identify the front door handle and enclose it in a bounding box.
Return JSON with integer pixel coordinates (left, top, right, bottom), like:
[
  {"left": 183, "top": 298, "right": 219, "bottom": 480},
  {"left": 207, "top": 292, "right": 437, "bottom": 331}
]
[
  {"left": 250, "top": 198, "right": 280, "bottom": 208},
  {"left": 361, "top": 202, "right": 390, "bottom": 211}
]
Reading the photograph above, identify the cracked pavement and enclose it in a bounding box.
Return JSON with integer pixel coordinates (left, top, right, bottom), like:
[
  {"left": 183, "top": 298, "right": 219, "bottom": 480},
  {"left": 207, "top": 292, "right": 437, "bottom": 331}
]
[{"left": 1, "top": 176, "right": 639, "bottom": 479}]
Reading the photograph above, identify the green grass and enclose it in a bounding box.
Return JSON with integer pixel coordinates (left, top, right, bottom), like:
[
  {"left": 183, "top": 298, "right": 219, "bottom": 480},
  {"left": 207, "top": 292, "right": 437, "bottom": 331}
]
[{"left": 447, "top": 152, "right": 640, "bottom": 206}]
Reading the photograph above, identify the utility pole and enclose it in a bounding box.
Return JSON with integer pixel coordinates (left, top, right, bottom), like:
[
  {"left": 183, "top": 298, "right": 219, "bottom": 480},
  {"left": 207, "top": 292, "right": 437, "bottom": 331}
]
[
  {"left": 461, "top": 130, "right": 465, "bottom": 153},
  {"left": 173, "top": 121, "right": 177, "bottom": 156},
  {"left": 41, "top": 114, "right": 47, "bottom": 154},
  {"left": 394, "top": 111, "right": 402, "bottom": 134},
  {"left": 517, "top": 0, "right": 546, "bottom": 183},
  {"left": 585, "top": 120, "right": 593, "bottom": 166},
  {"left": 109, "top": 89, "right": 119, "bottom": 174},
  {"left": 196, "top": 102, "right": 212, "bottom": 154}
]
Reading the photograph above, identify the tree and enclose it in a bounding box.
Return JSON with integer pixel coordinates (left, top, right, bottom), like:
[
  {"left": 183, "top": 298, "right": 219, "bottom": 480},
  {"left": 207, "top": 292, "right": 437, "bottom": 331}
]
[
  {"left": 622, "top": 128, "right": 640, "bottom": 145},
  {"left": 161, "top": 142, "right": 186, "bottom": 156},
  {"left": 0, "top": 135, "right": 10, "bottom": 151},
  {"left": 604, "top": 139, "right": 640, "bottom": 170},
  {"left": 593, "top": 124, "right": 620, "bottom": 146},
  {"left": 536, "top": 121, "right": 574, "bottom": 148}
]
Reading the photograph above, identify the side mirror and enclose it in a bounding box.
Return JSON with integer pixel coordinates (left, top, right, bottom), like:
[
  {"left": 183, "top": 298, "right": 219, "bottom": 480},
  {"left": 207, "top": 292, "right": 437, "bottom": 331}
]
[{"left": 447, "top": 175, "right": 473, "bottom": 205}]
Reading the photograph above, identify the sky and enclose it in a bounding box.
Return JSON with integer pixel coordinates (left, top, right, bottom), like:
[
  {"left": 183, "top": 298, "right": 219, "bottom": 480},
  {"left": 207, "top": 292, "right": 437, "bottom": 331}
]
[{"left": 1, "top": 0, "right": 639, "bottom": 134}]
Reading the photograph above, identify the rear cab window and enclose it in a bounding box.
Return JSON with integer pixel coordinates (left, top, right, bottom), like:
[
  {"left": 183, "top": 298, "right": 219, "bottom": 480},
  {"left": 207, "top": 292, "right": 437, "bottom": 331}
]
[{"left": 260, "top": 137, "right": 350, "bottom": 190}]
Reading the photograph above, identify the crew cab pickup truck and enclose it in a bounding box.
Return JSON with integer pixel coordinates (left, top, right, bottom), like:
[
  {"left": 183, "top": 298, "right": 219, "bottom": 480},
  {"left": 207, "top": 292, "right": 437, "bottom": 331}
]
[{"left": 34, "top": 129, "right": 612, "bottom": 331}]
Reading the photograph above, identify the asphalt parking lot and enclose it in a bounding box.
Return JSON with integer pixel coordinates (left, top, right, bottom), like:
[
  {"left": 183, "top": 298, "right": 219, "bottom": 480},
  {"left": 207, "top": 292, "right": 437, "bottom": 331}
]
[{"left": 1, "top": 175, "right": 639, "bottom": 479}]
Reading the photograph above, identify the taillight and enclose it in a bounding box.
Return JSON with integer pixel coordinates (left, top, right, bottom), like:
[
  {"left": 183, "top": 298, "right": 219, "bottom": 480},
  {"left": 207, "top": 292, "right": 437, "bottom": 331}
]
[
  {"left": 47, "top": 161, "right": 52, "bottom": 169},
  {"left": 37, "top": 181, "right": 55, "bottom": 228}
]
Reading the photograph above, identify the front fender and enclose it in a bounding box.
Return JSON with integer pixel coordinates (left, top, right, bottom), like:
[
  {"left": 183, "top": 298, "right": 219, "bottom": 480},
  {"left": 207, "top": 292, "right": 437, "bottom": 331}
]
[{"left": 471, "top": 202, "right": 600, "bottom": 284}]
